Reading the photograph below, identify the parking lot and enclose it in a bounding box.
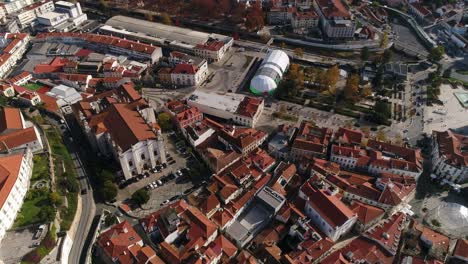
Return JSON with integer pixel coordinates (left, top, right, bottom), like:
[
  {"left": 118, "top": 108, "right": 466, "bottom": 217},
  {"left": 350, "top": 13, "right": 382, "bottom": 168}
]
[
  {"left": 116, "top": 131, "right": 205, "bottom": 214},
  {"left": 199, "top": 48, "right": 256, "bottom": 94},
  {"left": 0, "top": 225, "right": 46, "bottom": 264}
]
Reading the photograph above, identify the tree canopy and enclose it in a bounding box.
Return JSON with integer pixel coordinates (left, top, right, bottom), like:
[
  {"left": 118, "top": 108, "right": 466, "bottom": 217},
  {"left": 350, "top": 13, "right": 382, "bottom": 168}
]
[{"left": 132, "top": 189, "right": 150, "bottom": 206}]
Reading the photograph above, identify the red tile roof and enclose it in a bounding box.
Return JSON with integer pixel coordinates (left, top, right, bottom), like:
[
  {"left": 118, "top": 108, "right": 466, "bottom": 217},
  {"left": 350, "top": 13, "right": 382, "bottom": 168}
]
[
  {"left": 0, "top": 107, "right": 23, "bottom": 133},
  {"left": 97, "top": 221, "right": 142, "bottom": 264},
  {"left": 0, "top": 127, "right": 38, "bottom": 151},
  {"left": 195, "top": 41, "right": 224, "bottom": 51},
  {"left": 36, "top": 32, "right": 159, "bottom": 55},
  {"left": 210, "top": 209, "right": 233, "bottom": 228},
  {"left": 410, "top": 3, "right": 431, "bottom": 16},
  {"left": 200, "top": 193, "right": 220, "bottom": 215},
  {"left": 454, "top": 239, "right": 468, "bottom": 259},
  {"left": 0, "top": 153, "right": 24, "bottom": 210},
  {"left": 315, "top": 0, "right": 351, "bottom": 18},
  {"left": 433, "top": 130, "right": 468, "bottom": 167},
  {"left": 172, "top": 63, "right": 197, "bottom": 75},
  {"left": 293, "top": 122, "right": 332, "bottom": 154},
  {"left": 301, "top": 181, "right": 355, "bottom": 228},
  {"left": 364, "top": 212, "right": 406, "bottom": 255},
  {"left": 334, "top": 127, "right": 365, "bottom": 145},
  {"left": 235, "top": 96, "right": 263, "bottom": 118},
  {"left": 350, "top": 201, "right": 384, "bottom": 225}
]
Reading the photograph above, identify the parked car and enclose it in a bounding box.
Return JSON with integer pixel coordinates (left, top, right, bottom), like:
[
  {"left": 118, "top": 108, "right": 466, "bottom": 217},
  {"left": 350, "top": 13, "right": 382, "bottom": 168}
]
[{"left": 157, "top": 180, "right": 163, "bottom": 186}]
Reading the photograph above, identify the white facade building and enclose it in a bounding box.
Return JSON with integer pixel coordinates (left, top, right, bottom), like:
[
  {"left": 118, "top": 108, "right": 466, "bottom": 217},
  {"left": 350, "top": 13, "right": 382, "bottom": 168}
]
[
  {"left": 313, "top": 0, "right": 355, "bottom": 38},
  {"left": 299, "top": 182, "right": 357, "bottom": 242},
  {"left": 14, "top": 0, "right": 55, "bottom": 29},
  {"left": 187, "top": 91, "right": 264, "bottom": 127},
  {"left": 0, "top": 33, "right": 30, "bottom": 79},
  {"left": 0, "top": 149, "right": 33, "bottom": 242},
  {"left": 432, "top": 130, "right": 468, "bottom": 184}
]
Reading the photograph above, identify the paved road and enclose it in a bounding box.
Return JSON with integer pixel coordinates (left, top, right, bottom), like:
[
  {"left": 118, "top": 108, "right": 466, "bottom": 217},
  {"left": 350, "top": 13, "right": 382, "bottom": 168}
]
[{"left": 59, "top": 117, "right": 96, "bottom": 264}]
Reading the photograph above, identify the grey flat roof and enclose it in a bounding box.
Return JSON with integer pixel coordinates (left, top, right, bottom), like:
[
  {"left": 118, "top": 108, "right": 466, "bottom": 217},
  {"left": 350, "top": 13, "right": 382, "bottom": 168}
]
[
  {"left": 256, "top": 187, "right": 285, "bottom": 211},
  {"left": 105, "top": 16, "right": 211, "bottom": 46}
]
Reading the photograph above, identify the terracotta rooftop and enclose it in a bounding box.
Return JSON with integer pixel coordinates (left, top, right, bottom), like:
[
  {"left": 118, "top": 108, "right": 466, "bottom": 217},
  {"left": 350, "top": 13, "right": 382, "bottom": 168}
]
[
  {"left": 315, "top": 0, "right": 351, "bottom": 19},
  {"left": 410, "top": 3, "right": 431, "bottom": 16},
  {"left": 0, "top": 127, "right": 38, "bottom": 152},
  {"left": 364, "top": 212, "right": 406, "bottom": 255},
  {"left": 0, "top": 107, "right": 23, "bottom": 133},
  {"left": 235, "top": 96, "right": 263, "bottom": 118},
  {"left": 334, "top": 127, "right": 365, "bottom": 145},
  {"left": 433, "top": 130, "right": 468, "bottom": 167},
  {"left": 350, "top": 201, "right": 384, "bottom": 225},
  {"left": 0, "top": 153, "right": 24, "bottom": 210},
  {"left": 97, "top": 221, "right": 142, "bottom": 264},
  {"left": 36, "top": 32, "right": 159, "bottom": 55},
  {"left": 453, "top": 239, "right": 468, "bottom": 259},
  {"left": 292, "top": 121, "right": 332, "bottom": 154},
  {"left": 300, "top": 180, "right": 355, "bottom": 228}
]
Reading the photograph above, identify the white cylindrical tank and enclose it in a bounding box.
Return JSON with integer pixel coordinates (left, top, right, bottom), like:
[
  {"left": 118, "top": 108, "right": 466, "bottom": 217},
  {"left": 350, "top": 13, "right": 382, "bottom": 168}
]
[{"left": 250, "top": 49, "right": 290, "bottom": 95}]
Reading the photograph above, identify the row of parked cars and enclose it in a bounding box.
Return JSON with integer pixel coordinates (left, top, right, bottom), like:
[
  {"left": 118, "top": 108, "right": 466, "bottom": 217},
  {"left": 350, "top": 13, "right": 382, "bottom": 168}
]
[
  {"left": 145, "top": 168, "right": 188, "bottom": 191},
  {"left": 118, "top": 163, "right": 168, "bottom": 189}
]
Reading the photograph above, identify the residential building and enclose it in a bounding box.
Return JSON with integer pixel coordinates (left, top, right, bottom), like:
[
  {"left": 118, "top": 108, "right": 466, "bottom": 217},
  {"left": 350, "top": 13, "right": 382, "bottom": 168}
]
[
  {"left": 170, "top": 63, "right": 207, "bottom": 87},
  {"left": 290, "top": 121, "right": 332, "bottom": 160},
  {"left": 267, "top": 7, "right": 296, "bottom": 25},
  {"left": 350, "top": 201, "right": 384, "bottom": 232},
  {"left": 313, "top": 0, "right": 355, "bottom": 39},
  {"left": 96, "top": 221, "right": 163, "bottom": 264},
  {"left": 409, "top": 3, "right": 432, "bottom": 23},
  {"left": 0, "top": 33, "right": 30, "bottom": 79},
  {"left": 299, "top": 181, "right": 356, "bottom": 241},
  {"left": 13, "top": 0, "right": 55, "bottom": 29},
  {"left": 431, "top": 130, "right": 468, "bottom": 183},
  {"left": 0, "top": 83, "right": 15, "bottom": 97},
  {"left": 187, "top": 91, "right": 264, "bottom": 127},
  {"left": 268, "top": 124, "right": 296, "bottom": 160},
  {"left": 0, "top": 149, "right": 33, "bottom": 242},
  {"left": 73, "top": 83, "right": 166, "bottom": 179},
  {"left": 331, "top": 138, "right": 423, "bottom": 178},
  {"left": 291, "top": 11, "right": 319, "bottom": 34},
  {"left": 0, "top": 107, "right": 43, "bottom": 153}
]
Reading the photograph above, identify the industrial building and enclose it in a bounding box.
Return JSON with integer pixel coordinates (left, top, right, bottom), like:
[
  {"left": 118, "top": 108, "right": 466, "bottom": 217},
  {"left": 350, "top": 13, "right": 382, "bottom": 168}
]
[
  {"left": 100, "top": 16, "right": 233, "bottom": 62},
  {"left": 187, "top": 91, "right": 264, "bottom": 127},
  {"left": 250, "top": 49, "right": 290, "bottom": 95}
]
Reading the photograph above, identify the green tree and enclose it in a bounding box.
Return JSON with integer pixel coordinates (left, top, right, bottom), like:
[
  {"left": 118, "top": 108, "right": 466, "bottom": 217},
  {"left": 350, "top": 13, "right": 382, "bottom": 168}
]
[
  {"left": 361, "top": 47, "right": 370, "bottom": 61},
  {"left": 157, "top": 112, "right": 173, "bottom": 131},
  {"left": 39, "top": 206, "right": 56, "bottom": 222},
  {"left": 99, "top": 169, "right": 115, "bottom": 182},
  {"left": 102, "top": 180, "right": 117, "bottom": 201},
  {"left": 375, "top": 101, "right": 391, "bottom": 119},
  {"left": 429, "top": 46, "right": 445, "bottom": 62},
  {"left": 49, "top": 192, "right": 62, "bottom": 207},
  {"left": 132, "top": 189, "right": 150, "bottom": 206}
]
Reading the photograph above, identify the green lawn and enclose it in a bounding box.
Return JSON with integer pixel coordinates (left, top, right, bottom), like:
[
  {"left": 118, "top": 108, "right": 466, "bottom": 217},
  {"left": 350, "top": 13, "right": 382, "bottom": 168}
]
[
  {"left": 31, "top": 154, "right": 48, "bottom": 182},
  {"left": 23, "top": 83, "right": 44, "bottom": 91},
  {"left": 14, "top": 191, "right": 50, "bottom": 227}
]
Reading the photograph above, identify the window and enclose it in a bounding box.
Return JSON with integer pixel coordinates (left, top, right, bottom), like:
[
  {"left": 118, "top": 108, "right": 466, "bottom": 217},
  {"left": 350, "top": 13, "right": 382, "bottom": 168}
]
[
  {"left": 141, "top": 154, "right": 146, "bottom": 160},
  {"left": 129, "top": 161, "right": 133, "bottom": 167}
]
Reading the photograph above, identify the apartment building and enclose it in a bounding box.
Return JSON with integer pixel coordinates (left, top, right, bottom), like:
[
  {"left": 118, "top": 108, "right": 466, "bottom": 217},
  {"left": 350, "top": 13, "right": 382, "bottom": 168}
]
[
  {"left": 0, "top": 33, "right": 30, "bottom": 79},
  {"left": 313, "top": 0, "right": 355, "bottom": 39},
  {"left": 432, "top": 130, "right": 468, "bottom": 183},
  {"left": 0, "top": 149, "right": 33, "bottom": 242},
  {"left": 299, "top": 179, "right": 357, "bottom": 241},
  {"left": 0, "top": 107, "right": 43, "bottom": 153}
]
